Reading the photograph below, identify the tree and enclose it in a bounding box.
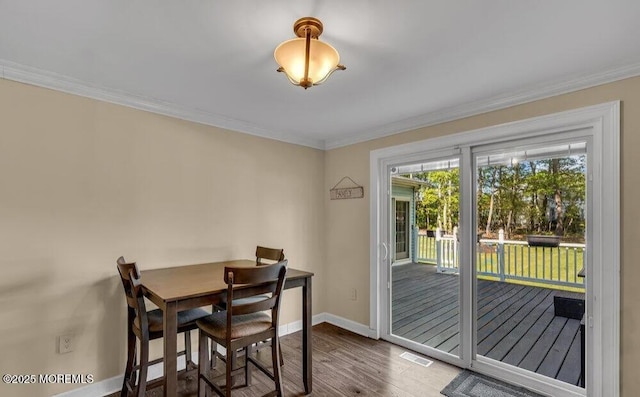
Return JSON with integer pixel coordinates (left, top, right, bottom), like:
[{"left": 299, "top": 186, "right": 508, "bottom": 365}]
[
  {"left": 410, "top": 153, "right": 585, "bottom": 242},
  {"left": 412, "top": 168, "right": 459, "bottom": 232}
]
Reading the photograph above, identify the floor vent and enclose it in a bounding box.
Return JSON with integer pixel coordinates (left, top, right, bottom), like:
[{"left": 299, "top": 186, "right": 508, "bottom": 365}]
[{"left": 400, "top": 352, "right": 433, "bottom": 368}]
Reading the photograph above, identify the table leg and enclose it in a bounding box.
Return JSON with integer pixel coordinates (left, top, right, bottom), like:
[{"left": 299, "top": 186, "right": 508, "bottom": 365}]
[
  {"left": 163, "top": 301, "right": 178, "bottom": 397},
  {"left": 302, "top": 276, "right": 312, "bottom": 394}
]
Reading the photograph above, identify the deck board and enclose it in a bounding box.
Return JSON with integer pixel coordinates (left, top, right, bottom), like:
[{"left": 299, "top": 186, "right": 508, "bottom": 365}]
[
  {"left": 391, "top": 263, "right": 584, "bottom": 387},
  {"left": 556, "top": 331, "right": 583, "bottom": 385},
  {"left": 478, "top": 288, "right": 553, "bottom": 355},
  {"left": 519, "top": 316, "right": 568, "bottom": 372},
  {"left": 502, "top": 311, "right": 555, "bottom": 366},
  {"left": 484, "top": 294, "right": 554, "bottom": 361},
  {"left": 538, "top": 318, "right": 581, "bottom": 378}
]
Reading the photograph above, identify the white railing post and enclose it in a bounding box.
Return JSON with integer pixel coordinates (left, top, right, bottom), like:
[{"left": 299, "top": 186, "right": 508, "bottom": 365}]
[
  {"left": 436, "top": 227, "right": 442, "bottom": 272},
  {"left": 411, "top": 226, "right": 420, "bottom": 263},
  {"left": 498, "top": 229, "right": 505, "bottom": 281},
  {"left": 453, "top": 226, "right": 459, "bottom": 270}
]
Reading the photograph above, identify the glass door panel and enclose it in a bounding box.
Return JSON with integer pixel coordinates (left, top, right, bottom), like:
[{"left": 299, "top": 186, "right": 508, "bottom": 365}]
[
  {"left": 474, "top": 141, "right": 587, "bottom": 388},
  {"left": 389, "top": 157, "right": 461, "bottom": 357}
]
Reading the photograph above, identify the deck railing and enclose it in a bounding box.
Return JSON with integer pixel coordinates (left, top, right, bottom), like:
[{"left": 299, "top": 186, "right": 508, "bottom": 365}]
[{"left": 416, "top": 230, "right": 585, "bottom": 289}]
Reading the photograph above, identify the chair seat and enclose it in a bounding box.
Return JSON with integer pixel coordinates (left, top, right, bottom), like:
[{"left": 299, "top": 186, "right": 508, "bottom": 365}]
[
  {"left": 197, "top": 311, "right": 272, "bottom": 340},
  {"left": 135, "top": 307, "right": 209, "bottom": 333}
]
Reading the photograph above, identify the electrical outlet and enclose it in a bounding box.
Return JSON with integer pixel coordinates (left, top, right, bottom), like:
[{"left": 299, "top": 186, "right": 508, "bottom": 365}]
[
  {"left": 58, "top": 335, "right": 74, "bottom": 354},
  {"left": 350, "top": 288, "right": 357, "bottom": 301}
]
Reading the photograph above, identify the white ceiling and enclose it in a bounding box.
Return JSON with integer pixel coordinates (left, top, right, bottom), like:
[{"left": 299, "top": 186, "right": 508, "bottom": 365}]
[{"left": 1, "top": 1, "right": 640, "bottom": 149}]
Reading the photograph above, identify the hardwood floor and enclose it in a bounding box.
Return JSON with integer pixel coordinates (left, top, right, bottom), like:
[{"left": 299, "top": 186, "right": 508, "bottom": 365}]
[
  {"left": 106, "top": 323, "right": 460, "bottom": 397},
  {"left": 392, "top": 263, "right": 584, "bottom": 386}
]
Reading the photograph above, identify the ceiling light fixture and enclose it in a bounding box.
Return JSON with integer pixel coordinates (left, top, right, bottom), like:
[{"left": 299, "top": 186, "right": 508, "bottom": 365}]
[{"left": 274, "top": 17, "right": 346, "bottom": 89}]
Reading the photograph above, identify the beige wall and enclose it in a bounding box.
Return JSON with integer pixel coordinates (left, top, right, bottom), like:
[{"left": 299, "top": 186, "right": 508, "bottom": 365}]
[
  {"left": 324, "top": 76, "right": 640, "bottom": 396},
  {"left": 0, "top": 78, "right": 326, "bottom": 396}
]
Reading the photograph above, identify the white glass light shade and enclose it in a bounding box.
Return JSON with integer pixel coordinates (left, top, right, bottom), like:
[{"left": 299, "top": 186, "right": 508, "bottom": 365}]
[{"left": 274, "top": 37, "right": 341, "bottom": 86}]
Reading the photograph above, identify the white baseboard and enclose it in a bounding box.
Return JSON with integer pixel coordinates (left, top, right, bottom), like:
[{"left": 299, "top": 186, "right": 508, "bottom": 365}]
[
  {"left": 278, "top": 313, "right": 327, "bottom": 336},
  {"left": 322, "top": 313, "right": 377, "bottom": 338},
  {"left": 52, "top": 356, "right": 190, "bottom": 397},
  {"left": 52, "top": 313, "right": 368, "bottom": 397},
  {"left": 52, "top": 374, "right": 122, "bottom": 397}
]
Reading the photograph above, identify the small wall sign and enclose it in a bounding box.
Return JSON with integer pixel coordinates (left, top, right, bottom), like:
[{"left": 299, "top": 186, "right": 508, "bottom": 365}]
[{"left": 330, "top": 176, "right": 364, "bottom": 200}]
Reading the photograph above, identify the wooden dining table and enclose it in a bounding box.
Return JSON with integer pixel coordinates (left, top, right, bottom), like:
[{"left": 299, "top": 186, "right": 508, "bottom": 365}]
[{"left": 140, "top": 259, "right": 314, "bottom": 397}]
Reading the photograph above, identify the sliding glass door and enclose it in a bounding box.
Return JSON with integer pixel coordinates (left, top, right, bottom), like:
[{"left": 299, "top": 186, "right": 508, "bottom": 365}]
[
  {"left": 473, "top": 140, "right": 588, "bottom": 389},
  {"left": 373, "top": 102, "right": 620, "bottom": 397}
]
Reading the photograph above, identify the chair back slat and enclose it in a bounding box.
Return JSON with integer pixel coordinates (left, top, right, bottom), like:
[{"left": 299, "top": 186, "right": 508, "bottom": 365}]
[
  {"left": 232, "top": 295, "right": 278, "bottom": 316},
  {"left": 255, "top": 246, "right": 285, "bottom": 265},
  {"left": 224, "top": 260, "right": 287, "bottom": 321},
  {"left": 225, "top": 259, "right": 287, "bottom": 285}
]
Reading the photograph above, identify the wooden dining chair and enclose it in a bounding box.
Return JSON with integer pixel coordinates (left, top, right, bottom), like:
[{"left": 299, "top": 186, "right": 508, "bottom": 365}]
[
  {"left": 116, "top": 256, "right": 209, "bottom": 397},
  {"left": 212, "top": 246, "right": 286, "bottom": 366},
  {"left": 215, "top": 247, "right": 285, "bottom": 311},
  {"left": 197, "top": 260, "right": 288, "bottom": 397}
]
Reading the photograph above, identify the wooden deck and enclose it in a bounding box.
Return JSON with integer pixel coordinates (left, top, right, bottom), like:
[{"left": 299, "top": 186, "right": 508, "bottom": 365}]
[{"left": 391, "top": 262, "right": 585, "bottom": 387}]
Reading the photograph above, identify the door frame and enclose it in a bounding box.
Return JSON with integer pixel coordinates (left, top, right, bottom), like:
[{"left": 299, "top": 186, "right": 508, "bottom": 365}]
[{"left": 369, "top": 101, "right": 620, "bottom": 397}]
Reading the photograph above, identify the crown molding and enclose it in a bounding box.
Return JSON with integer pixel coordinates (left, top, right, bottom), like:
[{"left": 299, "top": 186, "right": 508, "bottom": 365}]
[
  {"left": 323, "top": 61, "right": 640, "bottom": 150},
  {"left": 0, "top": 60, "right": 325, "bottom": 150},
  {"left": 2, "top": 59, "right": 639, "bottom": 151}
]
